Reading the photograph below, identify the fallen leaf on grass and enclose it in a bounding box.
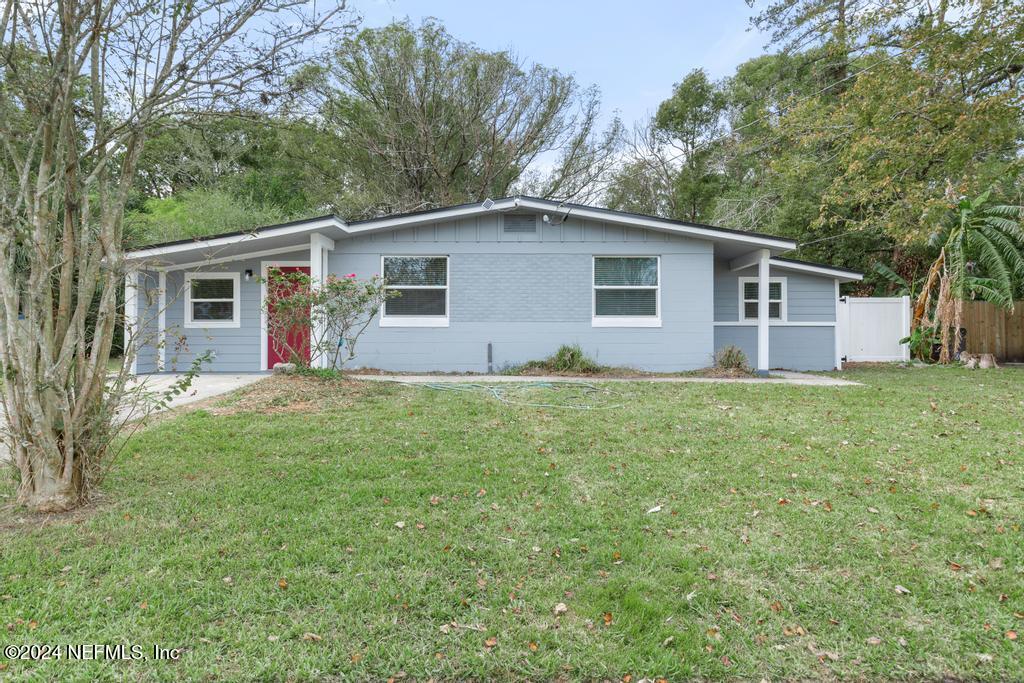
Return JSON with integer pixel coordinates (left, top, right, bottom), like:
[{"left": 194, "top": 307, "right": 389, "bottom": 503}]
[
  {"left": 866, "top": 636, "right": 882, "bottom": 646},
  {"left": 553, "top": 602, "right": 568, "bottom": 616},
  {"left": 782, "top": 625, "right": 806, "bottom": 637},
  {"left": 484, "top": 636, "right": 498, "bottom": 650},
  {"left": 948, "top": 561, "right": 963, "bottom": 571},
  {"left": 277, "top": 578, "right": 288, "bottom": 590},
  {"left": 394, "top": 521, "right": 405, "bottom": 530},
  {"left": 603, "top": 612, "right": 614, "bottom": 626},
  {"left": 894, "top": 585, "right": 911, "bottom": 595},
  {"left": 770, "top": 600, "right": 783, "bottom": 613},
  {"left": 302, "top": 632, "right": 322, "bottom": 642},
  {"left": 720, "top": 655, "right": 732, "bottom": 667},
  {"left": 1007, "top": 631, "right": 1018, "bottom": 641},
  {"left": 528, "top": 641, "right": 538, "bottom": 651}
]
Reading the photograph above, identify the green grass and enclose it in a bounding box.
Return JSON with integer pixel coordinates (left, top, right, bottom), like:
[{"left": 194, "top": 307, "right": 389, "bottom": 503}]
[{"left": 1, "top": 367, "right": 1022, "bottom": 681}]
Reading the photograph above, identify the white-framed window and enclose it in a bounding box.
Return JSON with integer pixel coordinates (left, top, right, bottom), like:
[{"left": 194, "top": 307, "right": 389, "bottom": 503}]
[
  {"left": 381, "top": 256, "right": 449, "bottom": 327},
  {"left": 592, "top": 256, "right": 661, "bottom": 327},
  {"left": 184, "top": 272, "right": 241, "bottom": 328},
  {"left": 738, "top": 277, "right": 787, "bottom": 321}
]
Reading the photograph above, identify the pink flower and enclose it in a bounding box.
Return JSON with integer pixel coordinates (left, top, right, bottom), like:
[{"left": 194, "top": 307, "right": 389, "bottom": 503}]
[{"left": 345, "top": 273, "right": 356, "bottom": 278}]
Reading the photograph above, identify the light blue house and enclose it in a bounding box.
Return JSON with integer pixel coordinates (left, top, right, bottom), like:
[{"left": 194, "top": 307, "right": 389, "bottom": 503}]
[{"left": 123, "top": 196, "right": 862, "bottom": 375}]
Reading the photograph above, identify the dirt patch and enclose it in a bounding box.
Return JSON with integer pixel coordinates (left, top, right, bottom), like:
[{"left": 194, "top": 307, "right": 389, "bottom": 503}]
[
  {"left": 209, "top": 374, "right": 380, "bottom": 416},
  {"left": 0, "top": 492, "right": 112, "bottom": 532}
]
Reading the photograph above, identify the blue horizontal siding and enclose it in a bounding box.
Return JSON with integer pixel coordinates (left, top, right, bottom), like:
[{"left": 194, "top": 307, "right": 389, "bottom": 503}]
[
  {"left": 714, "top": 258, "right": 837, "bottom": 322},
  {"left": 714, "top": 325, "right": 836, "bottom": 371}
]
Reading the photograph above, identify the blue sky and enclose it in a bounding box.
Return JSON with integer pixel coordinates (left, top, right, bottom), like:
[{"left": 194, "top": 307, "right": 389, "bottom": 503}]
[{"left": 355, "top": 0, "right": 770, "bottom": 130}]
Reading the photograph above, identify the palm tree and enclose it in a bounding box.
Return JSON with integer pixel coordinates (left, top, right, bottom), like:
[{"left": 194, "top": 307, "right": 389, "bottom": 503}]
[{"left": 912, "top": 189, "right": 1024, "bottom": 363}]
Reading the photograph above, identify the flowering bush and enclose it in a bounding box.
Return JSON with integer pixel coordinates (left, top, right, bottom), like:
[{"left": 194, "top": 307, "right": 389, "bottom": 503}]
[{"left": 263, "top": 269, "right": 395, "bottom": 370}]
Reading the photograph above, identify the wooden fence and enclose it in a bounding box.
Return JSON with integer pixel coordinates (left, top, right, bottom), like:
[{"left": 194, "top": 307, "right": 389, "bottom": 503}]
[{"left": 962, "top": 301, "right": 1024, "bottom": 361}]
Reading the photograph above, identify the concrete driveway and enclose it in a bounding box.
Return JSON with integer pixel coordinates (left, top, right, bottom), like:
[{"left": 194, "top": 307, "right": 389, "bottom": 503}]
[{"left": 1, "top": 373, "right": 265, "bottom": 465}]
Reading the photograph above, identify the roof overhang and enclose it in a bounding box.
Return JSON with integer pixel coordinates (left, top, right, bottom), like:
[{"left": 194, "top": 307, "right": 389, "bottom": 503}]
[
  {"left": 125, "top": 197, "right": 811, "bottom": 267},
  {"left": 343, "top": 196, "right": 797, "bottom": 253},
  {"left": 125, "top": 216, "right": 347, "bottom": 268},
  {"left": 770, "top": 257, "right": 863, "bottom": 282}
]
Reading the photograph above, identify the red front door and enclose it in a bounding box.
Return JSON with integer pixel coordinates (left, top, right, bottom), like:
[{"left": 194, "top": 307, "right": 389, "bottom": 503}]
[{"left": 266, "top": 265, "right": 311, "bottom": 369}]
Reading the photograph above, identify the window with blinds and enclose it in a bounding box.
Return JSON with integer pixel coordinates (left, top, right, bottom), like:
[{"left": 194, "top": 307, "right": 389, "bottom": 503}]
[
  {"left": 592, "top": 256, "right": 660, "bottom": 324},
  {"left": 185, "top": 272, "right": 240, "bottom": 328},
  {"left": 382, "top": 256, "right": 449, "bottom": 324},
  {"left": 739, "top": 277, "right": 785, "bottom": 321}
]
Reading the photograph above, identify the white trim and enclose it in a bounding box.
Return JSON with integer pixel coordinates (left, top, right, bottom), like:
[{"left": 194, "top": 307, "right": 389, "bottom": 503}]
[
  {"left": 380, "top": 255, "right": 450, "bottom": 328},
  {"left": 259, "top": 260, "right": 310, "bottom": 371},
  {"left": 515, "top": 198, "right": 795, "bottom": 250},
  {"left": 158, "top": 271, "right": 166, "bottom": 371},
  {"left": 126, "top": 216, "right": 344, "bottom": 260},
  {"left": 347, "top": 205, "right": 493, "bottom": 235},
  {"left": 729, "top": 250, "right": 765, "bottom": 272},
  {"left": 713, "top": 321, "right": 835, "bottom": 327},
  {"left": 770, "top": 258, "right": 863, "bottom": 282},
  {"left": 739, "top": 275, "right": 787, "bottom": 322},
  {"left": 834, "top": 279, "right": 842, "bottom": 370},
  {"left": 184, "top": 272, "right": 241, "bottom": 329},
  {"left": 380, "top": 317, "right": 450, "bottom": 328},
  {"left": 124, "top": 272, "right": 139, "bottom": 375},
  {"left": 591, "top": 255, "right": 662, "bottom": 327},
  {"left": 592, "top": 317, "right": 662, "bottom": 328},
  {"left": 162, "top": 245, "right": 312, "bottom": 272}
]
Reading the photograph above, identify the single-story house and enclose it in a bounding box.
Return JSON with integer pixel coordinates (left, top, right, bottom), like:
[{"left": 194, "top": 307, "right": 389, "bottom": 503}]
[{"left": 123, "top": 196, "right": 862, "bottom": 375}]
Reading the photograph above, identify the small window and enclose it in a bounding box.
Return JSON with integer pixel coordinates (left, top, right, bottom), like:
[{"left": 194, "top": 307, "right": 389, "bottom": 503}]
[
  {"left": 185, "top": 272, "right": 240, "bottom": 328},
  {"left": 503, "top": 213, "right": 537, "bottom": 234},
  {"left": 739, "top": 277, "right": 786, "bottom": 321},
  {"left": 382, "top": 256, "right": 449, "bottom": 327},
  {"left": 592, "top": 256, "right": 660, "bottom": 327}
]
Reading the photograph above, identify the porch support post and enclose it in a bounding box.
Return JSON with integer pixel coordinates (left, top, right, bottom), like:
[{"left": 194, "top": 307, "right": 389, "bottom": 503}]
[
  {"left": 157, "top": 271, "right": 166, "bottom": 371},
  {"left": 309, "top": 233, "right": 335, "bottom": 369},
  {"left": 123, "top": 271, "right": 139, "bottom": 375},
  {"left": 756, "top": 249, "right": 771, "bottom": 376}
]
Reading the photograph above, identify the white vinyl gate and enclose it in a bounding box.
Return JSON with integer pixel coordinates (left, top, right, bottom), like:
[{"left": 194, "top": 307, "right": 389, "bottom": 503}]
[{"left": 838, "top": 296, "right": 911, "bottom": 363}]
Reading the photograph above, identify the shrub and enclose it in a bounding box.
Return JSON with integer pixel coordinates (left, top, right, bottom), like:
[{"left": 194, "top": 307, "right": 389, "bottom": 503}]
[
  {"left": 549, "top": 344, "right": 602, "bottom": 373},
  {"left": 715, "top": 345, "right": 751, "bottom": 372},
  {"left": 509, "top": 344, "right": 606, "bottom": 375}
]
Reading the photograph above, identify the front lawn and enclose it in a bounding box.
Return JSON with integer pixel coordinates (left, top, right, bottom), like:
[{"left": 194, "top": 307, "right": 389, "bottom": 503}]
[{"left": 1, "top": 367, "right": 1022, "bottom": 681}]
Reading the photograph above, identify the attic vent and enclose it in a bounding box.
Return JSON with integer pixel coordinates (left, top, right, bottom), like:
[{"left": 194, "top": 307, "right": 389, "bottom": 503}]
[{"left": 503, "top": 213, "right": 537, "bottom": 234}]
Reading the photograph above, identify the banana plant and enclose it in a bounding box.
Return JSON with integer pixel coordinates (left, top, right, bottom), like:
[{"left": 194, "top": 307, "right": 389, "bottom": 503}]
[{"left": 912, "top": 188, "right": 1024, "bottom": 362}]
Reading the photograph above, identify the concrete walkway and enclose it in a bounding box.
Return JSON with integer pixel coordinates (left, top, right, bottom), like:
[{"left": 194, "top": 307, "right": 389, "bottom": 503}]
[
  {"left": 117, "top": 373, "right": 266, "bottom": 422},
  {"left": 1, "top": 373, "right": 265, "bottom": 465},
  {"left": 356, "top": 370, "right": 860, "bottom": 387}
]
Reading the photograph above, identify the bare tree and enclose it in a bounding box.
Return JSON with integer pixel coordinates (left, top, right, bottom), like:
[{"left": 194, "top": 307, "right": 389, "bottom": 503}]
[
  {"left": 301, "top": 19, "right": 623, "bottom": 218},
  {"left": 0, "top": 0, "right": 350, "bottom": 512}
]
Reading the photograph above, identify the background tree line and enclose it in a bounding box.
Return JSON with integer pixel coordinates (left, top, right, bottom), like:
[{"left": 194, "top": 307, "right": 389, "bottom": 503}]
[
  {"left": 124, "top": 1, "right": 1024, "bottom": 296},
  {"left": 607, "top": 0, "right": 1024, "bottom": 293}
]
